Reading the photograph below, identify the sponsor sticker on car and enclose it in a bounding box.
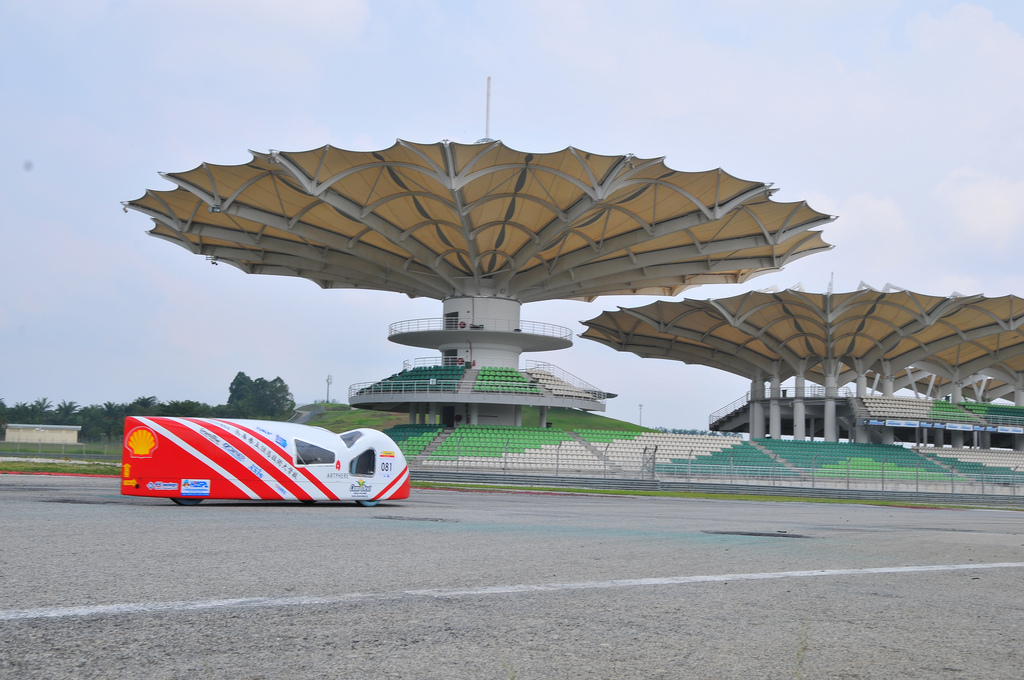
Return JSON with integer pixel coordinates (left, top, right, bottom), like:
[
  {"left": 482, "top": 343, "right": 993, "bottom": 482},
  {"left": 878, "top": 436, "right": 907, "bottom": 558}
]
[
  {"left": 181, "top": 479, "right": 211, "bottom": 496},
  {"left": 349, "top": 479, "right": 372, "bottom": 497}
]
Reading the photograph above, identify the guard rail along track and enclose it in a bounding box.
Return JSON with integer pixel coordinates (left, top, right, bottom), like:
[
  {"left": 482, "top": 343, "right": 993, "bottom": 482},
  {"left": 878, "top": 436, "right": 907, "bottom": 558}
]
[{"left": 410, "top": 470, "right": 1024, "bottom": 508}]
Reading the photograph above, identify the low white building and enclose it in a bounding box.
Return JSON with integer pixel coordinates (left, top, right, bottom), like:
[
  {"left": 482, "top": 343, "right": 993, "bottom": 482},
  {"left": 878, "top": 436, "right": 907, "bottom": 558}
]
[{"left": 4, "top": 424, "right": 81, "bottom": 445}]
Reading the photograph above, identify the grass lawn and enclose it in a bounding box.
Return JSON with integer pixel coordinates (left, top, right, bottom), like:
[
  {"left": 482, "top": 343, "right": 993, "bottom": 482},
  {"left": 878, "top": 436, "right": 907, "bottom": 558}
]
[
  {"left": 303, "top": 404, "right": 409, "bottom": 432},
  {"left": 0, "top": 459, "right": 120, "bottom": 476}
]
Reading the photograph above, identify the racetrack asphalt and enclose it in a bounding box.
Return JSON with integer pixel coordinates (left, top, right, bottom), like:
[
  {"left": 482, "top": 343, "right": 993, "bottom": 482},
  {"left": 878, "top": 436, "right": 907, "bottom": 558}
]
[{"left": 1, "top": 475, "right": 1023, "bottom": 679}]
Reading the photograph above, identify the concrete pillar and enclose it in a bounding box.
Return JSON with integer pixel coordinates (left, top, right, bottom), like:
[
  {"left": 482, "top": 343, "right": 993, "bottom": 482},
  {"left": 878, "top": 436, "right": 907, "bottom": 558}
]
[
  {"left": 793, "top": 387, "right": 806, "bottom": 441},
  {"left": 428, "top": 402, "right": 437, "bottom": 426},
  {"left": 514, "top": 405, "right": 522, "bottom": 427},
  {"left": 749, "top": 377, "right": 765, "bottom": 439},
  {"left": 1016, "top": 387, "right": 1024, "bottom": 451},
  {"left": 882, "top": 427, "right": 894, "bottom": 445},
  {"left": 769, "top": 368, "right": 782, "bottom": 440},
  {"left": 934, "top": 427, "right": 944, "bottom": 448},
  {"left": 750, "top": 401, "right": 764, "bottom": 439},
  {"left": 469, "top": 403, "right": 479, "bottom": 425},
  {"left": 808, "top": 417, "right": 817, "bottom": 441},
  {"left": 856, "top": 373, "right": 868, "bottom": 397},
  {"left": 951, "top": 378, "right": 966, "bottom": 448},
  {"left": 539, "top": 405, "right": 548, "bottom": 428},
  {"left": 824, "top": 363, "right": 838, "bottom": 442},
  {"left": 824, "top": 399, "right": 838, "bottom": 442},
  {"left": 409, "top": 408, "right": 416, "bottom": 425},
  {"left": 852, "top": 361, "right": 868, "bottom": 443}
]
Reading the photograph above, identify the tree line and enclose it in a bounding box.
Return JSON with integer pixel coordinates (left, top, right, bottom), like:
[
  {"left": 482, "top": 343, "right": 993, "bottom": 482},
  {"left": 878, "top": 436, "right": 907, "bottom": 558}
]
[{"left": 0, "top": 372, "right": 294, "bottom": 441}]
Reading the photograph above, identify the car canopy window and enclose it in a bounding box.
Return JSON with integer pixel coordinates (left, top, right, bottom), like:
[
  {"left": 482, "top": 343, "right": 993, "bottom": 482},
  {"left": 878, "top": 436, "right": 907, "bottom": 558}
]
[{"left": 295, "top": 439, "right": 335, "bottom": 466}]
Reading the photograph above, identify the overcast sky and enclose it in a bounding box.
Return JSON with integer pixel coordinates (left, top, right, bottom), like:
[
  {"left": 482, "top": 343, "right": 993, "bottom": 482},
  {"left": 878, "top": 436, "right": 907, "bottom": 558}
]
[{"left": 2, "top": 0, "right": 1023, "bottom": 429}]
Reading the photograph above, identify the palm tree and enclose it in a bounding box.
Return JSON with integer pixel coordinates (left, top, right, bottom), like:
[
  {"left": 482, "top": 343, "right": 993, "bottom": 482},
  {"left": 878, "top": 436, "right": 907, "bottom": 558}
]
[
  {"left": 11, "top": 402, "right": 31, "bottom": 423},
  {"left": 55, "top": 400, "right": 80, "bottom": 424},
  {"left": 102, "top": 402, "right": 125, "bottom": 439},
  {"left": 29, "top": 398, "right": 54, "bottom": 423},
  {"left": 130, "top": 396, "right": 159, "bottom": 413},
  {"left": 164, "top": 400, "right": 211, "bottom": 417}
]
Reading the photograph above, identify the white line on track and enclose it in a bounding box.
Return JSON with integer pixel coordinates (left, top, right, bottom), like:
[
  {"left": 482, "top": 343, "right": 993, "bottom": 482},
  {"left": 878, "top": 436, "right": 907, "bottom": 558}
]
[{"left": 3, "top": 562, "right": 1022, "bottom": 622}]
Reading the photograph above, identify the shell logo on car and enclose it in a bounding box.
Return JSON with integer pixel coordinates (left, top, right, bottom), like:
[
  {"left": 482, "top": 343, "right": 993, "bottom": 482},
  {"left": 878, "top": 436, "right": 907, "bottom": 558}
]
[{"left": 125, "top": 426, "right": 158, "bottom": 458}]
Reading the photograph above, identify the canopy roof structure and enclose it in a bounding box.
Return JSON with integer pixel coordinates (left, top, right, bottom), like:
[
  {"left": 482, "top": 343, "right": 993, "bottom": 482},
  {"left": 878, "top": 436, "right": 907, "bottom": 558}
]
[
  {"left": 581, "top": 287, "right": 1024, "bottom": 396},
  {"left": 125, "top": 140, "right": 835, "bottom": 302},
  {"left": 889, "top": 368, "right": 1015, "bottom": 403}
]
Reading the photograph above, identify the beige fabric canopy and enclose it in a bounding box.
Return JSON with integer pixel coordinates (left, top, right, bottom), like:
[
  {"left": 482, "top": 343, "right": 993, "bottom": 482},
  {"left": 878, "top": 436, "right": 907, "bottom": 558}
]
[
  {"left": 581, "top": 287, "right": 1024, "bottom": 396},
  {"left": 125, "top": 140, "right": 835, "bottom": 302}
]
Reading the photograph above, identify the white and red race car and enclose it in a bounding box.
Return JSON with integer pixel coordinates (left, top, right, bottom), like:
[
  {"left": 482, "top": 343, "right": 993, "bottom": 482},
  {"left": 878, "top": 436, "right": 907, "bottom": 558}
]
[{"left": 120, "top": 416, "right": 410, "bottom": 506}]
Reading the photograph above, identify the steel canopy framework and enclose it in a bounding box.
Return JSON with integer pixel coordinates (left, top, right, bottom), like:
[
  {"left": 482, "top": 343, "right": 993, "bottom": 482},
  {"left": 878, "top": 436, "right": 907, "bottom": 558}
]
[
  {"left": 125, "top": 140, "right": 835, "bottom": 303},
  {"left": 581, "top": 287, "right": 1024, "bottom": 441}
]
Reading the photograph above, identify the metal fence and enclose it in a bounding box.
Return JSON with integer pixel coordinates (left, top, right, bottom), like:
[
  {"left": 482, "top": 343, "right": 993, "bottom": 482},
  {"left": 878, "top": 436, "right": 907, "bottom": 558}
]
[
  {"left": 0, "top": 441, "right": 121, "bottom": 462},
  {"left": 408, "top": 455, "right": 1023, "bottom": 497},
  {"left": 7, "top": 438, "right": 1019, "bottom": 500},
  {"left": 410, "top": 469, "right": 1024, "bottom": 508}
]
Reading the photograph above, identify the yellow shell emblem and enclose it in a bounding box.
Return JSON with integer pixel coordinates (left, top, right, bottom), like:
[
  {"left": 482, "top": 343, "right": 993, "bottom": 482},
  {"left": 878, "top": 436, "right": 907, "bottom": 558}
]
[{"left": 126, "top": 427, "right": 157, "bottom": 458}]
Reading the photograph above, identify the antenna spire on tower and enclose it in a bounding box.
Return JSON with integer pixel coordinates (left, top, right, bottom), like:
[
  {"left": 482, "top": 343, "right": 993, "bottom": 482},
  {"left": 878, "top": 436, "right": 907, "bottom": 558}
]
[{"left": 476, "top": 78, "right": 495, "bottom": 144}]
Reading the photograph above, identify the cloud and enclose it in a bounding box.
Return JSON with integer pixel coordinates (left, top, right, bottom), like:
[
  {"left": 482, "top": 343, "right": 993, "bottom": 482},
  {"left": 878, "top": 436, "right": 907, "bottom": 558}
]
[
  {"left": 899, "top": 4, "right": 1024, "bottom": 155},
  {"left": 933, "top": 167, "right": 1024, "bottom": 245}
]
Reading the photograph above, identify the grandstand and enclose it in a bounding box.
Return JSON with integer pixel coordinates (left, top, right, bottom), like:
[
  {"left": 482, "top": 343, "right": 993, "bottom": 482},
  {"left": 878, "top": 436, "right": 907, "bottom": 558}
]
[
  {"left": 584, "top": 288, "right": 1024, "bottom": 452},
  {"left": 655, "top": 440, "right": 788, "bottom": 478},
  {"left": 359, "top": 365, "right": 466, "bottom": 395},
  {"left": 414, "top": 425, "right": 605, "bottom": 472},
  {"left": 473, "top": 367, "right": 541, "bottom": 395},
  {"left": 756, "top": 439, "right": 949, "bottom": 479},
  {"left": 859, "top": 396, "right": 933, "bottom": 421},
  {"left": 915, "top": 447, "right": 1024, "bottom": 480},
  {"left": 927, "top": 399, "right": 981, "bottom": 423},
  {"left": 382, "top": 425, "right": 945, "bottom": 478},
  {"left": 859, "top": 395, "right": 983, "bottom": 425},
  {"left": 381, "top": 423, "right": 443, "bottom": 458},
  {"left": 378, "top": 420, "right": 1022, "bottom": 493},
  {"left": 959, "top": 402, "right": 1024, "bottom": 426}
]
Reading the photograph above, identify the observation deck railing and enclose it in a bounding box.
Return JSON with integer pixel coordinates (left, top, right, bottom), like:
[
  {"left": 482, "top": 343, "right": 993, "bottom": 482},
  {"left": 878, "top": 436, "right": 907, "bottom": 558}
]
[
  {"left": 524, "top": 360, "right": 606, "bottom": 399},
  {"left": 349, "top": 380, "right": 463, "bottom": 399},
  {"left": 349, "top": 378, "right": 605, "bottom": 404},
  {"left": 389, "top": 317, "right": 573, "bottom": 341}
]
